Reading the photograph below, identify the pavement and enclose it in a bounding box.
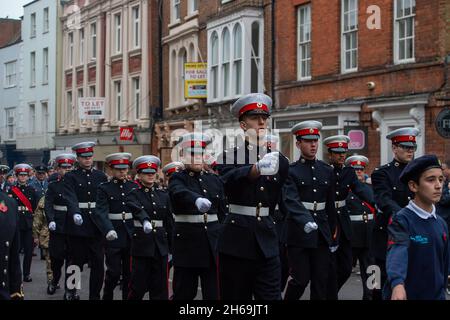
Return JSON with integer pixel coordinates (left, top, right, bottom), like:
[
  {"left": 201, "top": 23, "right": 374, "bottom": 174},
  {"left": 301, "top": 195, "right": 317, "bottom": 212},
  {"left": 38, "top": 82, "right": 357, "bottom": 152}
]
[{"left": 23, "top": 253, "right": 370, "bottom": 300}]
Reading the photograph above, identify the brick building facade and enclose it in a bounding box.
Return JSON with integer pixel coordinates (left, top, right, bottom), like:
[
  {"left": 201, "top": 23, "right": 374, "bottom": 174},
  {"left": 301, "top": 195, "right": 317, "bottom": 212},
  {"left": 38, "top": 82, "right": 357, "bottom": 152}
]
[{"left": 273, "top": 0, "right": 450, "bottom": 172}]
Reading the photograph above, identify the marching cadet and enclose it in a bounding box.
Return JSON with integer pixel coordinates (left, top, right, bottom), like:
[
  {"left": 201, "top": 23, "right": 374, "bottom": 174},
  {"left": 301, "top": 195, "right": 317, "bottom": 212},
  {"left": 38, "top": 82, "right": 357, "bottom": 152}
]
[
  {"left": 32, "top": 197, "right": 53, "bottom": 293},
  {"left": 45, "top": 153, "right": 76, "bottom": 296},
  {"left": 162, "top": 161, "right": 185, "bottom": 188},
  {"left": 8, "top": 164, "right": 38, "bottom": 283},
  {"left": 0, "top": 165, "right": 10, "bottom": 192},
  {"left": 0, "top": 191, "right": 24, "bottom": 300},
  {"left": 126, "top": 155, "right": 173, "bottom": 300},
  {"left": 345, "top": 155, "right": 376, "bottom": 300},
  {"left": 385, "top": 155, "right": 449, "bottom": 300},
  {"left": 371, "top": 127, "right": 418, "bottom": 300},
  {"left": 322, "top": 135, "right": 374, "bottom": 299},
  {"left": 63, "top": 142, "right": 108, "bottom": 300},
  {"left": 92, "top": 153, "right": 136, "bottom": 300},
  {"left": 169, "top": 133, "right": 226, "bottom": 300},
  {"left": 283, "top": 121, "right": 337, "bottom": 300},
  {"left": 216, "top": 93, "right": 290, "bottom": 300},
  {"left": 30, "top": 165, "right": 49, "bottom": 200}
]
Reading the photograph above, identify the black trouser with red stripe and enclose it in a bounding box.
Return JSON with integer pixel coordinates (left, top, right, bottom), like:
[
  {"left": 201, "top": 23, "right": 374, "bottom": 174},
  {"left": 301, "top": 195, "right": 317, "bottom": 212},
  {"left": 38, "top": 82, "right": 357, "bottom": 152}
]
[
  {"left": 103, "top": 246, "right": 131, "bottom": 300},
  {"left": 173, "top": 256, "right": 219, "bottom": 300},
  {"left": 128, "top": 251, "right": 168, "bottom": 300}
]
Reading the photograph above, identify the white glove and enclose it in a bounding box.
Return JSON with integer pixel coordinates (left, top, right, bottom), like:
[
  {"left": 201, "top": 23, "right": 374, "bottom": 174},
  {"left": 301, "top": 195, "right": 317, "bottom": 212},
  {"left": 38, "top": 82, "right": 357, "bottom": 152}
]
[
  {"left": 195, "top": 198, "right": 212, "bottom": 213},
  {"left": 256, "top": 152, "right": 279, "bottom": 176},
  {"left": 106, "top": 230, "right": 118, "bottom": 241},
  {"left": 304, "top": 222, "right": 318, "bottom": 234},
  {"left": 143, "top": 220, "right": 153, "bottom": 234},
  {"left": 330, "top": 245, "right": 339, "bottom": 253},
  {"left": 48, "top": 222, "right": 56, "bottom": 231},
  {"left": 73, "top": 213, "right": 83, "bottom": 226}
]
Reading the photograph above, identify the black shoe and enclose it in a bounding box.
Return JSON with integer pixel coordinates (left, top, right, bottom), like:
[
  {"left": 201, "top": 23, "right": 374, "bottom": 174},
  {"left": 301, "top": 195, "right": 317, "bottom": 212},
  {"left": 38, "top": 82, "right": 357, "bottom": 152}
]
[
  {"left": 55, "top": 283, "right": 61, "bottom": 289},
  {"left": 64, "top": 291, "right": 80, "bottom": 300},
  {"left": 47, "top": 283, "right": 56, "bottom": 295},
  {"left": 23, "top": 275, "right": 32, "bottom": 282}
]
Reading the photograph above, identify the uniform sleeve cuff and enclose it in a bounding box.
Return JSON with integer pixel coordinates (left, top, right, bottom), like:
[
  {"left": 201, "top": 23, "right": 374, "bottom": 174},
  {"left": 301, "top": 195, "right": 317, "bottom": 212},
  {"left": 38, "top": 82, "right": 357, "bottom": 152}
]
[{"left": 390, "top": 278, "right": 404, "bottom": 289}]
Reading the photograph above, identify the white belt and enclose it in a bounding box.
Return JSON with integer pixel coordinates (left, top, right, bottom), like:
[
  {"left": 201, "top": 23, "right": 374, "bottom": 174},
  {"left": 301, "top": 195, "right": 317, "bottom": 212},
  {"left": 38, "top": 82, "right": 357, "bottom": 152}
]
[
  {"left": 108, "top": 213, "right": 133, "bottom": 220},
  {"left": 228, "top": 204, "right": 269, "bottom": 217},
  {"left": 335, "top": 200, "right": 346, "bottom": 208},
  {"left": 79, "top": 202, "right": 96, "bottom": 209},
  {"left": 350, "top": 214, "right": 374, "bottom": 221},
  {"left": 174, "top": 214, "right": 219, "bottom": 223},
  {"left": 18, "top": 206, "right": 29, "bottom": 212},
  {"left": 302, "top": 202, "right": 326, "bottom": 211},
  {"left": 53, "top": 205, "right": 67, "bottom": 211},
  {"left": 134, "top": 220, "right": 163, "bottom": 228}
]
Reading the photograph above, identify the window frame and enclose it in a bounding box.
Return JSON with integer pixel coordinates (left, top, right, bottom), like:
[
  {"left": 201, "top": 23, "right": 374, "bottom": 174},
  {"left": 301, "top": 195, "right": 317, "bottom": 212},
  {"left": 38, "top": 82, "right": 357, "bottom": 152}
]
[
  {"left": 341, "top": 0, "right": 358, "bottom": 73},
  {"left": 114, "top": 80, "right": 122, "bottom": 121},
  {"left": 4, "top": 61, "right": 17, "bottom": 88},
  {"left": 30, "top": 52, "right": 36, "bottom": 87},
  {"left": 114, "top": 13, "right": 122, "bottom": 55},
  {"left": 30, "top": 13, "right": 36, "bottom": 38},
  {"left": 131, "top": 5, "right": 141, "bottom": 49},
  {"left": 172, "top": 0, "right": 181, "bottom": 23},
  {"left": 43, "top": 48, "right": 49, "bottom": 84},
  {"left": 393, "top": 0, "right": 416, "bottom": 64},
  {"left": 90, "top": 22, "right": 97, "bottom": 59},
  {"left": 68, "top": 32, "right": 74, "bottom": 67},
  {"left": 297, "top": 4, "right": 312, "bottom": 81},
  {"left": 79, "top": 28, "right": 85, "bottom": 65},
  {"left": 5, "top": 107, "right": 15, "bottom": 140},
  {"left": 43, "top": 7, "right": 49, "bottom": 33}
]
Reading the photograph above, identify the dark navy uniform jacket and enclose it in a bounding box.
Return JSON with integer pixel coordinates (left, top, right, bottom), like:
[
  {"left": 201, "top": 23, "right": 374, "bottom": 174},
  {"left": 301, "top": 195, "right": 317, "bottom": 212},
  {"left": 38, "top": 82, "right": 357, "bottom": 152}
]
[
  {"left": 126, "top": 184, "right": 173, "bottom": 258},
  {"left": 284, "top": 157, "right": 337, "bottom": 248},
  {"left": 384, "top": 207, "right": 449, "bottom": 300},
  {"left": 371, "top": 159, "right": 413, "bottom": 260},
  {"left": 332, "top": 165, "right": 374, "bottom": 242},
  {"left": 216, "top": 141, "right": 289, "bottom": 260},
  {"left": 45, "top": 173, "right": 69, "bottom": 235},
  {"left": 0, "top": 192, "right": 22, "bottom": 300},
  {"left": 93, "top": 178, "right": 138, "bottom": 248},
  {"left": 8, "top": 183, "right": 38, "bottom": 231},
  {"left": 347, "top": 183, "right": 375, "bottom": 248},
  {"left": 63, "top": 167, "right": 108, "bottom": 238},
  {"left": 169, "top": 169, "right": 226, "bottom": 268}
]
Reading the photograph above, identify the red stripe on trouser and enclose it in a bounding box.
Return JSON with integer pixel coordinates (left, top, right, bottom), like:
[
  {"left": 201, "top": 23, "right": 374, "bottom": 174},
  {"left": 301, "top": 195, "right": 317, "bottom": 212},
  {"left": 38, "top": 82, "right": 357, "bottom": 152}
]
[{"left": 216, "top": 255, "right": 221, "bottom": 300}]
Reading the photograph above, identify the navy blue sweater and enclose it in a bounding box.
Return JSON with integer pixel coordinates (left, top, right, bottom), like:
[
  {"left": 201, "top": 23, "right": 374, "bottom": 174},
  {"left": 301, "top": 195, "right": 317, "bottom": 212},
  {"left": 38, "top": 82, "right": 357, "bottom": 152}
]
[{"left": 385, "top": 207, "right": 449, "bottom": 300}]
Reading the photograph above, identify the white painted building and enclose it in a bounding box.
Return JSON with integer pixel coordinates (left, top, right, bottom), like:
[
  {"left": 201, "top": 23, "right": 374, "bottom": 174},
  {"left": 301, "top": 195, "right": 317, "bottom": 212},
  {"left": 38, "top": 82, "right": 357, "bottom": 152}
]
[
  {"left": 0, "top": 34, "right": 22, "bottom": 165},
  {"left": 17, "top": 0, "right": 62, "bottom": 164}
]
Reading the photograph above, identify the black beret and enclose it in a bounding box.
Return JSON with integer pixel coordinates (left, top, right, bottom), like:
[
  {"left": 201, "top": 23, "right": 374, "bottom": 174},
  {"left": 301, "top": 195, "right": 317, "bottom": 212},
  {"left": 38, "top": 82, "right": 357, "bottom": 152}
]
[{"left": 399, "top": 155, "right": 442, "bottom": 184}]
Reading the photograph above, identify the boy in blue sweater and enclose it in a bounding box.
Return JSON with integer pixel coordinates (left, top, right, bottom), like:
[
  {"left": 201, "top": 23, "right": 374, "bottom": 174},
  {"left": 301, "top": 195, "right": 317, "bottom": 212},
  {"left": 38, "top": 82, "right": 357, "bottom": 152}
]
[{"left": 385, "top": 154, "right": 449, "bottom": 300}]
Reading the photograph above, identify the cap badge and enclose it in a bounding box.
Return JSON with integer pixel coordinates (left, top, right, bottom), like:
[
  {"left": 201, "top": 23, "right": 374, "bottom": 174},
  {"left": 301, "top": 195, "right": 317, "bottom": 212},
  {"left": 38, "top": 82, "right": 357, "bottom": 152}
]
[
  {"left": 409, "top": 136, "right": 413, "bottom": 140},
  {"left": 338, "top": 142, "right": 343, "bottom": 147},
  {"left": 257, "top": 102, "right": 263, "bottom": 108},
  {"left": 357, "top": 161, "right": 361, "bottom": 165},
  {"left": 309, "top": 128, "right": 314, "bottom": 133}
]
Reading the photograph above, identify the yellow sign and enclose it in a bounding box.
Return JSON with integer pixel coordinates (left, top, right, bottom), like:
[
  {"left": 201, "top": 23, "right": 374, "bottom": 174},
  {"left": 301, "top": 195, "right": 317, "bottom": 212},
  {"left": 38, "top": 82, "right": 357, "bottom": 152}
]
[{"left": 184, "top": 63, "right": 207, "bottom": 99}]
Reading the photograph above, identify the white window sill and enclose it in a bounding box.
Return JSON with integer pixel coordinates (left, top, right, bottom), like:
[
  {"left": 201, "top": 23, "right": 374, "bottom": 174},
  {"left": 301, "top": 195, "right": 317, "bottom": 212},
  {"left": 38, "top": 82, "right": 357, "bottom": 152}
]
[
  {"left": 297, "top": 76, "right": 312, "bottom": 82},
  {"left": 128, "top": 48, "right": 142, "bottom": 56},
  {"left": 3, "top": 85, "right": 16, "bottom": 89},
  {"left": 341, "top": 68, "right": 358, "bottom": 75},
  {"left": 111, "top": 53, "right": 123, "bottom": 60},
  {"left": 394, "top": 58, "right": 416, "bottom": 65},
  {"left": 42, "top": 82, "right": 48, "bottom": 86},
  {"left": 168, "top": 19, "right": 181, "bottom": 29},
  {"left": 185, "top": 11, "right": 198, "bottom": 21}
]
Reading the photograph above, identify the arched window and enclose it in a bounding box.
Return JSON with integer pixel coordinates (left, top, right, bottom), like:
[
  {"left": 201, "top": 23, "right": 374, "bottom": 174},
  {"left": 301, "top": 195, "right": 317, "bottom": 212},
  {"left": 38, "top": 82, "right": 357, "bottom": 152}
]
[
  {"left": 250, "top": 22, "right": 260, "bottom": 93},
  {"left": 179, "top": 48, "right": 187, "bottom": 103},
  {"left": 210, "top": 32, "right": 219, "bottom": 99},
  {"left": 170, "top": 49, "right": 177, "bottom": 107},
  {"left": 233, "top": 24, "right": 242, "bottom": 95},
  {"left": 222, "top": 28, "right": 230, "bottom": 97}
]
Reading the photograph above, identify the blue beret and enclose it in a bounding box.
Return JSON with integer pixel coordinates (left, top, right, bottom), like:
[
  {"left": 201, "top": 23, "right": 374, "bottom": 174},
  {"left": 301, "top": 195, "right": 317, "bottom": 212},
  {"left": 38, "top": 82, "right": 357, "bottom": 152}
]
[{"left": 399, "top": 155, "right": 442, "bottom": 184}]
